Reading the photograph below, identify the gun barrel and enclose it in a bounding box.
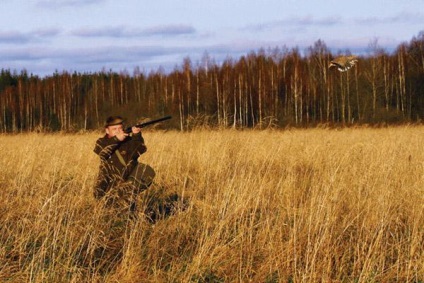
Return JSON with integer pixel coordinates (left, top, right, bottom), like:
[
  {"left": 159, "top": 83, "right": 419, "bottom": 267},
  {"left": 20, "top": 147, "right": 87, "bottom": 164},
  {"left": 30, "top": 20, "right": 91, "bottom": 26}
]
[{"left": 124, "top": 115, "right": 172, "bottom": 133}]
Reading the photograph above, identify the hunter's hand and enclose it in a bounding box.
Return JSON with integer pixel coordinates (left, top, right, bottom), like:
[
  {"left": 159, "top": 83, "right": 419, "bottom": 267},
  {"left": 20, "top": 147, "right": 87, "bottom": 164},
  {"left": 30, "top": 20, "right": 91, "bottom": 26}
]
[{"left": 132, "top": 126, "right": 142, "bottom": 134}]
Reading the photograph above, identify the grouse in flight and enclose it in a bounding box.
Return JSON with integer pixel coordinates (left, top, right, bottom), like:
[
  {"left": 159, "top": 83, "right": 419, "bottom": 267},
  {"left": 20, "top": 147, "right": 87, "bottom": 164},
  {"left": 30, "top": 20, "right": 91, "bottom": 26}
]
[{"left": 329, "top": 55, "right": 358, "bottom": 72}]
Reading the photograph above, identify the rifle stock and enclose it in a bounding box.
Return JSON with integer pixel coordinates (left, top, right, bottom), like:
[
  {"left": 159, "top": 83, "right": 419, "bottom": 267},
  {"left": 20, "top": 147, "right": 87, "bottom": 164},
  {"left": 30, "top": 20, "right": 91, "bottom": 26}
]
[{"left": 124, "top": 115, "right": 172, "bottom": 133}]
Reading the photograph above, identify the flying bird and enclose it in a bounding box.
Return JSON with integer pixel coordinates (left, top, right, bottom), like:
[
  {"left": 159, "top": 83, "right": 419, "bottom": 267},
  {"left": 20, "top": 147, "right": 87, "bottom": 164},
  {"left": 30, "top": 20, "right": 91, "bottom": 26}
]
[{"left": 329, "top": 56, "right": 358, "bottom": 72}]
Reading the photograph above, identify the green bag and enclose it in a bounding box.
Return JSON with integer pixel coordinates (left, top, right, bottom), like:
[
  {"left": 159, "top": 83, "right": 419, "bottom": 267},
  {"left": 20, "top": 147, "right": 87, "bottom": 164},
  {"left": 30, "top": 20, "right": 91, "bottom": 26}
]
[{"left": 128, "top": 163, "right": 156, "bottom": 192}]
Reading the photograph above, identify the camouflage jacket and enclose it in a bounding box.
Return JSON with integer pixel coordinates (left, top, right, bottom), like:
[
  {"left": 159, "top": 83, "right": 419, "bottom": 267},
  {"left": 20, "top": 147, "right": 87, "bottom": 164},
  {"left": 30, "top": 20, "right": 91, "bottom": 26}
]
[{"left": 93, "top": 132, "right": 147, "bottom": 198}]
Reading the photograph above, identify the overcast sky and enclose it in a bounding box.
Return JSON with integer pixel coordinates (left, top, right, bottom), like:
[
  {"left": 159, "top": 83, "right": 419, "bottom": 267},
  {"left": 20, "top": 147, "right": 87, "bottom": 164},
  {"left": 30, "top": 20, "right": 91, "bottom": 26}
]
[{"left": 0, "top": 0, "right": 423, "bottom": 77}]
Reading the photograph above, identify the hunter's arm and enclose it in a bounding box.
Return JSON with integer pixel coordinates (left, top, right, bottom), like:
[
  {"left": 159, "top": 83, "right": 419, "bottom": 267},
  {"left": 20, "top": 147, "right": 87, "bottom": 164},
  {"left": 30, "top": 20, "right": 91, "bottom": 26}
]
[
  {"left": 93, "top": 136, "right": 121, "bottom": 160},
  {"left": 131, "top": 131, "right": 145, "bottom": 142},
  {"left": 129, "top": 132, "right": 147, "bottom": 157}
]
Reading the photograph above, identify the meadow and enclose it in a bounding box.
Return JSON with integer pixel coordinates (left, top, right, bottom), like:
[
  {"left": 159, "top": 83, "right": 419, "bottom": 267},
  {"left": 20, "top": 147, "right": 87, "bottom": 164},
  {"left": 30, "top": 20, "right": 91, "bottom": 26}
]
[{"left": 0, "top": 126, "right": 423, "bottom": 282}]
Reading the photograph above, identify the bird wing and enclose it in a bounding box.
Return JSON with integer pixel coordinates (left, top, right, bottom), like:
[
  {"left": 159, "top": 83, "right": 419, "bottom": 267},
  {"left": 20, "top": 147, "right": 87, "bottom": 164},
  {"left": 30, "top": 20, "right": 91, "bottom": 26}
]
[
  {"left": 329, "top": 56, "right": 358, "bottom": 72},
  {"left": 345, "top": 57, "right": 358, "bottom": 67},
  {"left": 329, "top": 61, "right": 342, "bottom": 68}
]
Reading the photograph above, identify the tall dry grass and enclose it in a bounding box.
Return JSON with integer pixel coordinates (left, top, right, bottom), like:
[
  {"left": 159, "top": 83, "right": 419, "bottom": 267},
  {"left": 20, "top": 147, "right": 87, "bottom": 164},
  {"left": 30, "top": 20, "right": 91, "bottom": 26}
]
[{"left": 0, "top": 126, "right": 423, "bottom": 282}]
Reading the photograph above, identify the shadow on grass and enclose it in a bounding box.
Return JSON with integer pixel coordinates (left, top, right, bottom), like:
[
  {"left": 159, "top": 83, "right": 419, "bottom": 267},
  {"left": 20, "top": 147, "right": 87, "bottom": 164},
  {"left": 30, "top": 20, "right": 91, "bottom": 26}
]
[{"left": 140, "top": 183, "right": 190, "bottom": 223}]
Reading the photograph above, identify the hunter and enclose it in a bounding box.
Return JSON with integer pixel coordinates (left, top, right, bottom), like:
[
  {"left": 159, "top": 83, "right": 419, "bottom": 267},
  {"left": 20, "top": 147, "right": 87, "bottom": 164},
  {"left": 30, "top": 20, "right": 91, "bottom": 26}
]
[{"left": 93, "top": 116, "right": 155, "bottom": 203}]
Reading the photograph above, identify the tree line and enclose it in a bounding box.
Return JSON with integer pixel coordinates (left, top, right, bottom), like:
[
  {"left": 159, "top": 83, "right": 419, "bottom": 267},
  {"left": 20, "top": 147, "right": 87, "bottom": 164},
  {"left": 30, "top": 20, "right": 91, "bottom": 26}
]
[{"left": 1, "top": 32, "right": 423, "bottom": 132}]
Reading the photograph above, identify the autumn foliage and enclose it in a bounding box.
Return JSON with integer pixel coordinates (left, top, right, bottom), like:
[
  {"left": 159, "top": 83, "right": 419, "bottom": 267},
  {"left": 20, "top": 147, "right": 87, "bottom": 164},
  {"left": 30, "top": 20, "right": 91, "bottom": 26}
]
[{"left": 1, "top": 33, "right": 424, "bottom": 132}]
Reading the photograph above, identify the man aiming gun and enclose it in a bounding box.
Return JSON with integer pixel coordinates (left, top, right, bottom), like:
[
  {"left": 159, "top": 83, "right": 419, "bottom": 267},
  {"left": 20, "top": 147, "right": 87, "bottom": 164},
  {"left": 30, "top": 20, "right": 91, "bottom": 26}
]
[{"left": 93, "top": 116, "right": 156, "bottom": 209}]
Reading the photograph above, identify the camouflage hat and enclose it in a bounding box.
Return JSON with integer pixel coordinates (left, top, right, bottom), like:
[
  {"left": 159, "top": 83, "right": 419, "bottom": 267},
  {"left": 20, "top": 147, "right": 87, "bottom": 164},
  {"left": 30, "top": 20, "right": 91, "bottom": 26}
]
[{"left": 105, "top": 116, "right": 124, "bottom": 127}]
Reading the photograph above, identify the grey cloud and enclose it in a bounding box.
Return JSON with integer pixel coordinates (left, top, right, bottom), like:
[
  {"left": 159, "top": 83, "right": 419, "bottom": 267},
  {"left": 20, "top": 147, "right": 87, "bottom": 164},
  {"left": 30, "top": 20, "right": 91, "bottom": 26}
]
[
  {"left": 0, "top": 31, "right": 31, "bottom": 44},
  {"left": 0, "top": 28, "right": 61, "bottom": 45},
  {"left": 36, "top": 0, "right": 105, "bottom": 8},
  {"left": 142, "top": 25, "right": 196, "bottom": 36},
  {"left": 71, "top": 24, "right": 196, "bottom": 38},
  {"left": 246, "top": 16, "right": 342, "bottom": 32},
  {"left": 65, "top": 46, "right": 174, "bottom": 64},
  {"left": 1, "top": 45, "right": 181, "bottom": 65},
  {"left": 288, "top": 16, "right": 342, "bottom": 27},
  {"left": 0, "top": 45, "right": 174, "bottom": 75},
  {"left": 33, "top": 28, "right": 62, "bottom": 37},
  {"left": 0, "top": 43, "right": 235, "bottom": 75},
  {"left": 355, "top": 12, "right": 424, "bottom": 25},
  {"left": 71, "top": 26, "right": 128, "bottom": 37},
  {"left": 0, "top": 47, "right": 56, "bottom": 61}
]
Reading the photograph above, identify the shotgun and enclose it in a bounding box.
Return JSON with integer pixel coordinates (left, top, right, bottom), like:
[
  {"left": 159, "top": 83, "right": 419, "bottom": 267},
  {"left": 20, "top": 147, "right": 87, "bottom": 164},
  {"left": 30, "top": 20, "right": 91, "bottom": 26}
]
[{"left": 124, "top": 115, "right": 172, "bottom": 133}]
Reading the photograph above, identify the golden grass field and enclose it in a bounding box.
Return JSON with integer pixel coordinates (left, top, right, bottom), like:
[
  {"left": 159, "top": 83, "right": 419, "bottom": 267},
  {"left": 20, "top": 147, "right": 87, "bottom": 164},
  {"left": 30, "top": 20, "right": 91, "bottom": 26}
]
[{"left": 1, "top": 126, "right": 423, "bottom": 282}]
